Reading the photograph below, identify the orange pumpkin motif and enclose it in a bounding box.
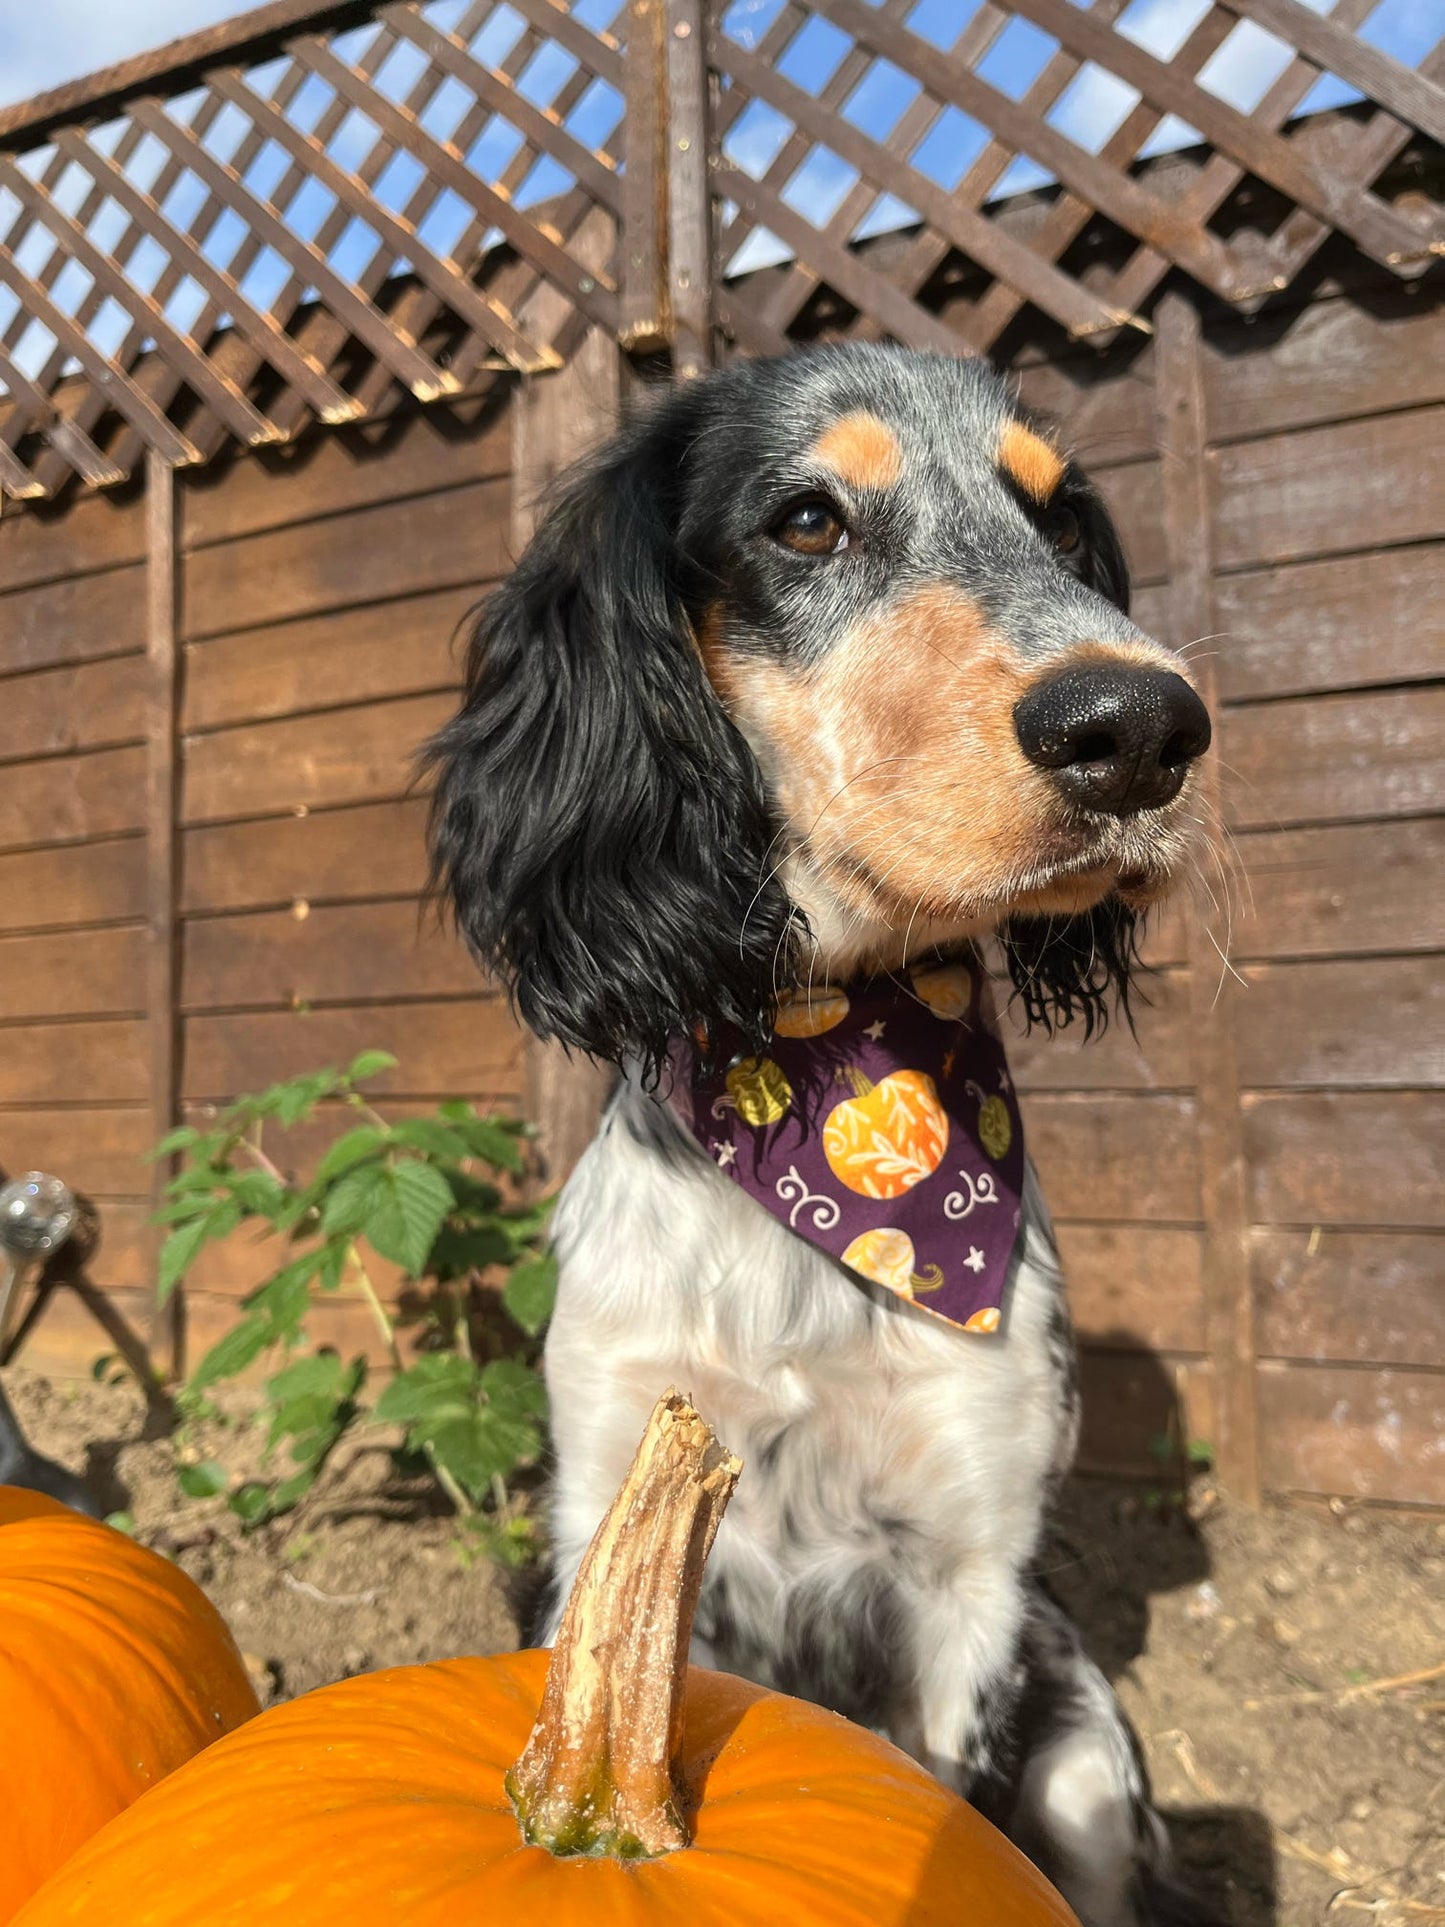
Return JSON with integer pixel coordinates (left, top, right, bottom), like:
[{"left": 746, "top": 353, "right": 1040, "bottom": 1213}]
[
  {"left": 910, "top": 963, "right": 973, "bottom": 1022},
  {"left": 965, "top": 1307, "right": 1002, "bottom": 1333},
  {"left": 823, "top": 1069, "right": 949, "bottom": 1200},
  {"left": 774, "top": 985, "right": 850, "bottom": 1039},
  {"left": 841, "top": 1230, "right": 944, "bottom": 1300}
]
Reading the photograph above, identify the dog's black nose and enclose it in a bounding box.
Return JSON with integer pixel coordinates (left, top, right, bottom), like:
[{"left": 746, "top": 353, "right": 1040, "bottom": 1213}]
[{"left": 1013, "top": 665, "right": 1211, "bottom": 816}]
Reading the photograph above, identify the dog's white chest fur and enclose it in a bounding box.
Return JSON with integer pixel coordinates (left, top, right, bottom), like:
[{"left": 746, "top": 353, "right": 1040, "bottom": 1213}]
[{"left": 540, "top": 1075, "right": 1079, "bottom": 1774}]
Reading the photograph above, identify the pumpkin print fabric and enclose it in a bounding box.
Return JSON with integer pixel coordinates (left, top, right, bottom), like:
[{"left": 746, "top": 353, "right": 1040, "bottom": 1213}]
[{"left": 670, "top": 956, "right": 1026, "bottom": 1333}]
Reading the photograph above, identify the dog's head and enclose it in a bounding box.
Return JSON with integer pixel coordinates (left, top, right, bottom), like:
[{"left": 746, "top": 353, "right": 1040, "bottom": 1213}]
[{"left": 426, "top": 345, "right": 1210, "bottom": 1075}]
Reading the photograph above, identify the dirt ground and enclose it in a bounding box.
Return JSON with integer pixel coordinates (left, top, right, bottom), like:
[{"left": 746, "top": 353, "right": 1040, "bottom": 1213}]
[{"left": 7, "top": 1366, "right": 1442, "bottom": 1926}]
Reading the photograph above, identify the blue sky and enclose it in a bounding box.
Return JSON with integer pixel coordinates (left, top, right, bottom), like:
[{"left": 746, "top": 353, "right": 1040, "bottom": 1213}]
[{"left": 0, "top": 0, "right": 1436, "bottom": 376}]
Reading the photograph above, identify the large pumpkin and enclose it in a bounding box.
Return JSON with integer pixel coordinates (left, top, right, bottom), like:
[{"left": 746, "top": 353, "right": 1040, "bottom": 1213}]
[
  {"left": 0, "top": 1487, "right": 260, "bottom": 1922},
  {"left": 17, "top": 1397, "right": 1076, "bottom": 1927},
  {"left": 823, "top": 1067, "right": 949, "bottom": 1198}
]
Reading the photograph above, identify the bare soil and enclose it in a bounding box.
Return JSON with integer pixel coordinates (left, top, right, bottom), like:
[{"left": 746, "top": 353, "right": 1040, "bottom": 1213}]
[{"left": 8, "top": 1367, "right": 1442, "bottom": 1925}]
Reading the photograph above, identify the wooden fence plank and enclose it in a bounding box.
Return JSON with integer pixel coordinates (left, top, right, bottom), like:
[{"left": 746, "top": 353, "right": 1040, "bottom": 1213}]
[
  {"left": 0, "top": 1107, "right": 151, "bottom": 1198},
  {"left": 0, "top": 836, "right": 145, "bottom": 936},
  {"left": 1092, "top": 460, "right": 1168, "bottom": 584},
  {"left": 0, "top": 1019, "right": 148, "bottom": 1104},
  {"left": 180, "top": 476, "right": 512, "bottom": 640},
  {"left": 1255, "top": 1362, "right": 1445, "bottom": 1505},
  {"left": 1245, "top": 1092, "right": 1444, "bottom": 1228},
  {"left": 181, "top": 999, "right": 525, "bottom": 1101},
  {"left": 0, "top": 566, "right": 147, "bottom": 677},
  {"left": 1213, "top": 543, "right": 1442, "bottom": 703},
  {"left": 182, "top": 900, "right": 475, "bottom": 1011},
  {"left": 1235, "top": 957, "right": 1443, "bottom": 1089},
  {"left": 0, "top": 745, "right": 147, "bottom": 851},
  {"left": 183, "top": 586, "right": 470, "bottom": 734},
  {"left": 181, "top": 797, "right": 430, "bottom": 915},
  {"left": 1206, "top": 296, "right": 1445, "bottom": 445},
  {"left": 1024, "top": 1092, "right": 1201, "bottom": 1222},
  {"left": 181, "top": 692, "right": 453, "bottom": 825},
  {"left": 0, "top": 495, "right": 144, "bottom": 596},
  {"left": 0, "top": 655, "right": 147, "bottom": 763},
  {"left": 1015, "top": 348, "right": 1158, "bottom": 469},
  {"left": 1056, "top": 1222, "right": 1207, "bottom": 1353},
  {"left": 181, "top": 400, "right": 512, "bottom": 550},
  {"left": 1077, "top": 1352, "right": 1215, "bottom": 1477},
  {"left": 1223, "top": 686, "right": 1444, "bottom": 830},
  {"left": 0, "top": 925, "right": 146, "bottom": 1019},
  {"left": 1006, "top": 969, "right": 1194, "bottom": 1089},
  {"left": 1232, "top": 820, "right": 1445, "bottom": 960},
  {"left": 1209, "top": 407, "right": 1445, "bottom": 572},
  {"left": 1253, "top": 1229, "right": 1445, "bottom": 1370}
]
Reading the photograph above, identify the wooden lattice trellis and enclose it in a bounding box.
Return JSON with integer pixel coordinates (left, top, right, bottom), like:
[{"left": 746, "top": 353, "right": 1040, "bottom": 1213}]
[{"left": 0, "top": 0, "right": 1440, "bottom": 498}]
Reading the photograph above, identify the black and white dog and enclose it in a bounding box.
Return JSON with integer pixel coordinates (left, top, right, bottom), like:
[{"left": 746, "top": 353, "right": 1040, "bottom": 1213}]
[{"left": 427, "top": 345, "right": 1216, "bottom": 1925}]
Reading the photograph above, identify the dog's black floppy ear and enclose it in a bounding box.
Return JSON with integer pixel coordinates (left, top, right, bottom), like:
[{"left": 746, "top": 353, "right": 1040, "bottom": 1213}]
[
  {"left": 1072, "top": 470, "right": 1130, "bottom": 615},
  {"left": 424, "top": 388, "right": 797, "bottom": 1080}
]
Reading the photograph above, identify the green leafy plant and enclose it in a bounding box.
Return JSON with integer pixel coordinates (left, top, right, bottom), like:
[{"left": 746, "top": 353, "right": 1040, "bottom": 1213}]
[{"left": 151, "top": 1051, "right": 556, "bottom": 1551}]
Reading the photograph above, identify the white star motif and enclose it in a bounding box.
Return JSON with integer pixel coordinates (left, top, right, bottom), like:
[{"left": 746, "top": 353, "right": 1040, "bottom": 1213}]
[
  {"left": 864, "top": 1019, "right": 886, "bottom": 1041},
  {"left": 997, "top": 1068, "right": 1012, "bottom": 1092},
  {"left": 964, "top": 1246, "right": 986, "bottom": 1273},
  {"left": 714, "top": 1142, "right": 737, "bottom": 1168}
]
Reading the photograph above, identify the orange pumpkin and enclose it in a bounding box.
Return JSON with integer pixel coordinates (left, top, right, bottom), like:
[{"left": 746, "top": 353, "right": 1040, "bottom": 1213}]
[
  {"left": 720, "top": 1054, "right": 793, "bottom": 1126},
  {"left": 910, "top": 962, "right": 973, "bottom": 1021},
  {"left": 0, "top": 1488, "right": 260, "bottom": 1922},
  {"left": 17, "top": 1398, "right": 1076, "bottom": 1927},
  {"left": 774, "top": 984, "right": 850, "bottom": 1038},
  {"left": 823, "top": 1067, "right": 949, "bottom": 1199}
]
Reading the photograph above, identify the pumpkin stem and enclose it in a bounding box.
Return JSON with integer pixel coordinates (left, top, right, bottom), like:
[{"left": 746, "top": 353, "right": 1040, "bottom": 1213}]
[
  {"left": 840, "top": 1065, "right": 874, "bottom": 1098},
  {"left": 506, "top": 1391, "right": 741, "bottom": 1860}
]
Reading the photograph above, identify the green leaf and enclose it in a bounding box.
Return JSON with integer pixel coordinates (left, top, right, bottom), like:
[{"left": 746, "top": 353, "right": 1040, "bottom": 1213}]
[
  {"left": 275, "top": 1070, "right": 343, "bottom": 1127},
  {"left": 315, "top": 1239, "right": 349, "bottom": 1292},
  {"left": 388, "top": 1117, "right": 470, "bottom": 1161},
  {"left": 503, "top": 1254, "right": 557, "bottom": 1337},
  {"left": 177, "top": 1459, "right": 228, "bottom": 1499},
  {"left": 344, "top": 1049, "right": 397, "bottom": 1085},
  {"left": 373, "top": 1353, "right": 478, "bottom": 1427},
  {"left": 438, "top": 1109, "right": 524, "bottom": 1172},
  {"left": 361, "top": 1159, "right": 453, "bottom": 1277},
  {"left": 321, "top": 1161, "right": 390, "bottom": 1238},
  {"left": 157, "top": 1215, "right": 214, "bottom": 1304},
  {"left": 443, "top": 1170, "right": 503, "bottom": 1215},
  {"left": 267, "top": 1351, "right": 355, "bottom": 1406},
  {"left": 268, "top": 1468, "right": 318, "bottom": 1514},
  {"left": 229, "top": 1482, "right": 273, "bottom": 1527},
  {"left": 190, "top": 1313, "right": 271, "bottom": 1392},
  {"left": 148, "top": 1125, "right": 202, "bottom": 1161},
  {"left": 428, "top": 1221, "right": 512, "bottom": 1282},
  {"left": 479, "top": 1357, "right": 548, "bottom": 1422},
  {"left": 228, "top": 1170, "right": 289, "bottom": 1220},
  {"left": 314, "top": 1126, "right": 388, "bottom": 1188},
  {"left": 104, "top": 1510, "right": 137, "bottom": 1537}
]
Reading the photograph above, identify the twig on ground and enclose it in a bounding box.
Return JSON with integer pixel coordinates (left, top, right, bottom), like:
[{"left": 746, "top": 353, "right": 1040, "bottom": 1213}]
[
  {"left": 281, "top": 1571, "right": 380, "bottom": 1607},
  {"left": 1244, "top": 1658, "right": 1445, "bottom": 1711}
]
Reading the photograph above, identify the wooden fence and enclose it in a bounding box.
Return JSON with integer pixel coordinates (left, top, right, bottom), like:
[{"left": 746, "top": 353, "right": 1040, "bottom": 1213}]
[{"left": 0, "top": 0, "right": 1439, "bottom": 1504}]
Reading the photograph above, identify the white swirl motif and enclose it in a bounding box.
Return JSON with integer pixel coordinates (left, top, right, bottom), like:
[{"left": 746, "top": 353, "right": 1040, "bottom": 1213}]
[
  {"left": 943, "top": 1169, "right": 1000, "bottom": 1221},
  {"left": 775, "top": 1165, "right": 841, "bottom": 1231},
  {"left": 710, "top": 1092, "right": 739, "bottom": 1120}
]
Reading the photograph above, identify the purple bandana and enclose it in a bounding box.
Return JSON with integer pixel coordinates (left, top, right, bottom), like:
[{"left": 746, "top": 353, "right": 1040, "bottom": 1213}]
[{"left": 669, "top": 957, "right": 1026, "bottom": 1332}]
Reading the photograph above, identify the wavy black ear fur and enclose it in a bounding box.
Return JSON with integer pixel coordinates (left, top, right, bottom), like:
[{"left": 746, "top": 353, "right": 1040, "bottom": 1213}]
[{"left": 423, "top": 388, "right": 798, "bottom": 1080}]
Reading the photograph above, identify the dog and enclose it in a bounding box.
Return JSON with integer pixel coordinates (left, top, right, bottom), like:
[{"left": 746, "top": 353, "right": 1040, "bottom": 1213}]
[{"left": 427, "top": 344, "right": 1216, "bottom": 1926}]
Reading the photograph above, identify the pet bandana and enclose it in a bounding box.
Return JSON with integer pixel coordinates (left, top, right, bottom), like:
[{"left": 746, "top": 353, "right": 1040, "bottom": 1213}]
[{"left": 669, "top": 957, "right": 1026, "bottom": 1332}]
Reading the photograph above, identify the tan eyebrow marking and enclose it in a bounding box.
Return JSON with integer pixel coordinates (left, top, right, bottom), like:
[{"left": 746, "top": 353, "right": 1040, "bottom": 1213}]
[
  {"left": 808, "top": 411, "right": 905, "bottom": 491},
  {"left": 997, "top": 419, "right": 1066, "bottom": 504}
]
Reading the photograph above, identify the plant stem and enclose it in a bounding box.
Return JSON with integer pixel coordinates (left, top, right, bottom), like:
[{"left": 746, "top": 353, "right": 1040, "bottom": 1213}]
[
  {"left": 349, "top": 1243, "right": 476, "bottom": 1519},
  {"left": 506, "top": 1391, "right": 740, "bottom": 1859}
]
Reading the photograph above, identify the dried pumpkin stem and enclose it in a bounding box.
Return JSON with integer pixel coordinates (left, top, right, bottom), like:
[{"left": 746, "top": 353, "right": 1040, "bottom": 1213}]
[{"left": 506, "top": 1390, "right": 741, "bottom": 1860}]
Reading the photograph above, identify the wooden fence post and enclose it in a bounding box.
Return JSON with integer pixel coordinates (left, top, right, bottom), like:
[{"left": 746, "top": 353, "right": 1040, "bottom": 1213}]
[
  {"left": 145, "top": 449, "right": 184, "bottom": 1379},
  {"left": 1155, "top": 292, "right": 1260, "bottom": 1505},
  {"left": 510, "top": 213, "right": 622, "bottom": 1186},
  {"left": 665, "top": 0, "right": 714, "bottom": 374}
]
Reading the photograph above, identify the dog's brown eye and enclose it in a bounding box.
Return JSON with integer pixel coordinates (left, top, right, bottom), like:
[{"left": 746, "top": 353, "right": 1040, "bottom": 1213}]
[
  {"left": 772, "top": 499, "right": 848, "bottom": 556},
  {"left": 1050, "top": 507, "right": 1082, "bottom": 556}
]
